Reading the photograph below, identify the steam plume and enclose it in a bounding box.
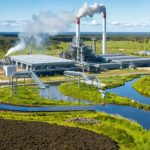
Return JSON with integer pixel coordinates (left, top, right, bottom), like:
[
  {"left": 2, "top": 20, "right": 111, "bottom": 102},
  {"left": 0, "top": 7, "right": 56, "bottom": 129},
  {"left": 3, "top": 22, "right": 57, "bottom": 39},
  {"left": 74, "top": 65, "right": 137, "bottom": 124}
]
[
  {"left": 77, "top": 2, "right": 106, "bottom": 18},
  {"left": 6, "top": 2, "right": 106, "bottom": 56},
  {"left": 6, "top": 11, "right": 76, "bottom": 56},
  {"left": 6, "top": 38, "right": 25, "bottom": 56}
]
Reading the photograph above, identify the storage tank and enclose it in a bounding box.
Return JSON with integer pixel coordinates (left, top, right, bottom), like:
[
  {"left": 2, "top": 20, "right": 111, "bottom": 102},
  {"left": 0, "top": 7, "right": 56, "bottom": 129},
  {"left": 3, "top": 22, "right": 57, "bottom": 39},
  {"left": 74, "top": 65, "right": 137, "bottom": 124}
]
[{"left": 3, "top": 65, "right": 16, "bottom": 78}]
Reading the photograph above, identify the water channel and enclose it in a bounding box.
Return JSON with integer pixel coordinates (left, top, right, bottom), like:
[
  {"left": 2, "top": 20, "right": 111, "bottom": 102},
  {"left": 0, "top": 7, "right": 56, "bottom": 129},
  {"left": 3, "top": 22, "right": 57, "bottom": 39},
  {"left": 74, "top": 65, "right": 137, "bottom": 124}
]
[
  {"left": 107, "top": 78, "right": 150, "bottom": 105},
  {"left": 39, "top": 79, "right": 150, "bottom": 129},
  {"left": 0, "top": 77, "right": 150, "bottom": 129}
]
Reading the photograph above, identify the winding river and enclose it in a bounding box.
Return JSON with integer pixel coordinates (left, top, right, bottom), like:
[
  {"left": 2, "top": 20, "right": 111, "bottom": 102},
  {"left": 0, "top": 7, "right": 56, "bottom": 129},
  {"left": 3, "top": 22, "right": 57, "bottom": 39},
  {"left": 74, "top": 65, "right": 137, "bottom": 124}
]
[
  {"left": 0, "top": 103, "right": 150, "bottom": 129},
  {"left": 0, "top": 77, "right": 150, "bottom": 129},
  {"left": 107, "top": 78, "right": 150, "bottom": 105}
]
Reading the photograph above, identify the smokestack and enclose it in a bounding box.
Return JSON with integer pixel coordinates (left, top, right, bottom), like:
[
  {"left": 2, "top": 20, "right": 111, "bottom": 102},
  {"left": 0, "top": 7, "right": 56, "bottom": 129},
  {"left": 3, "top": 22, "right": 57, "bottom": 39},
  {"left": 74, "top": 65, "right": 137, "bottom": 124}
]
[
  {"left": 91, "top": 37, "right": 96, "bottom": 54},
  {"left": 76, "top": 17, "right": 80, "bottom": 47},
  {"left": 77, "top": 2, "right": 106, "bottom": 55},
  {"left": 102, "top": 11, "right": 106, "bottom": 54},
  {"left": 80, "top": 46, "right": 84, "bottom": 63}
]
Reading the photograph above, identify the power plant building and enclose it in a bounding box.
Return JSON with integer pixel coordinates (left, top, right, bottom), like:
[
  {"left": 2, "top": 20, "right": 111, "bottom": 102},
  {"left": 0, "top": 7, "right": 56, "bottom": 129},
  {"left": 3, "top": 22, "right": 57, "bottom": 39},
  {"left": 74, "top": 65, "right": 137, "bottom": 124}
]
[
  {"left": 9, "top": 54, "right": 76, "bottom": 75},
  {"left": 99, "top": 54, "right": 150, "bottom": 69}
]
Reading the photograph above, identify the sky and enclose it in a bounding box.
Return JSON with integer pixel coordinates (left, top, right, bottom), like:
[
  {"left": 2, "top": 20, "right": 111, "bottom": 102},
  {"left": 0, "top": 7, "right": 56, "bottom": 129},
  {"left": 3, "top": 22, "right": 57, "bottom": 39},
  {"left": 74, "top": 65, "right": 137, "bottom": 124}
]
[{"left": 0, "top": 0, "right": 150, "bottom": 32}]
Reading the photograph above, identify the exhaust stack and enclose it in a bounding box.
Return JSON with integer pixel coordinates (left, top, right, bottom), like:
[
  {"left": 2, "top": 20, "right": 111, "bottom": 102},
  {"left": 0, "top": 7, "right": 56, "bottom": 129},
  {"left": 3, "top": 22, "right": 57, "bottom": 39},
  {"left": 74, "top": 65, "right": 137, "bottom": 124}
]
[
  {"left": 102, "top": 11, "right": 106, "bottom": 54},
  {"left": 76, "top": 17, "right": 80, "bottom": 47},
  {"left": 92, "top": 37, "right": 96, "bottom": 54}
]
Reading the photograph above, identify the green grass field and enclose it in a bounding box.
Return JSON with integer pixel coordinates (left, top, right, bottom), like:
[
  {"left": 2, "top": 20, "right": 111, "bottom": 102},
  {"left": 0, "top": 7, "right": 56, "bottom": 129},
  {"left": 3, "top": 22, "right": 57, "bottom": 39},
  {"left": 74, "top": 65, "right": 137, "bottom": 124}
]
[
  {"left": 84, "top": 40, "right": 150, "bottom": 55},
  {"left": 1, "top": 40, "right": 150, "bottom": 58}
]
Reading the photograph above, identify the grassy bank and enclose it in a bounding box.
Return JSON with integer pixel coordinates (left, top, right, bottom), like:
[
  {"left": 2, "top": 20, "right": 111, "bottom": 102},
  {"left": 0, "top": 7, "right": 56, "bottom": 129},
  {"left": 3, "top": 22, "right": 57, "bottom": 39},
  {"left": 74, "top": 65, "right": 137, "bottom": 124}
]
[
  {"left": 59, "top": 82, "right": 150, "bottom": 111},
  {"left": 133, "top": 76, "right": 150, "bottom": 97},
  {"left": 0, "top": 111, "right": 149, "bottom": 150},
  {"left": 0, "top": 86, "right": 84, "bottom": 106},
  {"left": 100, "top": 74, "right": 140, "bottom": 89}
]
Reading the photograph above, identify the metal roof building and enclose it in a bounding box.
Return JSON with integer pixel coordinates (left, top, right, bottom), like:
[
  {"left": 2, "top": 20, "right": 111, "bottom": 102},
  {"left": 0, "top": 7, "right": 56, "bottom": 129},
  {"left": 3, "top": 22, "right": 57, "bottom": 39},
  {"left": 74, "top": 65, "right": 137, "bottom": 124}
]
[
  {"left": 100, "top": 54, "right": 150, "bottom": 68},
  {"left": 9, "top": 54, "right": 76, "bottom": 75}
]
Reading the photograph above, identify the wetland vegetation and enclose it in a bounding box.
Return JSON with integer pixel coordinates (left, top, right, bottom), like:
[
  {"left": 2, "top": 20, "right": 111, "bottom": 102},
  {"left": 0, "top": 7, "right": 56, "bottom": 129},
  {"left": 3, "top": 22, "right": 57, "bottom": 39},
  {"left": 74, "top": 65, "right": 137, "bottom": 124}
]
[{"left": 133, "top": 75, "right": 150, "bottom": 97}]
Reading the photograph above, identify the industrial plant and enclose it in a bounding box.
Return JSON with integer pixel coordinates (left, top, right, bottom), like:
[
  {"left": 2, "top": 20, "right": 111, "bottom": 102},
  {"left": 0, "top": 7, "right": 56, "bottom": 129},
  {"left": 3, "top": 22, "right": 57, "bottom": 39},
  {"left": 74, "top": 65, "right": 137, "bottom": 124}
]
[{"left": 1, "top": 3, "right": 150, "bottom": 77}]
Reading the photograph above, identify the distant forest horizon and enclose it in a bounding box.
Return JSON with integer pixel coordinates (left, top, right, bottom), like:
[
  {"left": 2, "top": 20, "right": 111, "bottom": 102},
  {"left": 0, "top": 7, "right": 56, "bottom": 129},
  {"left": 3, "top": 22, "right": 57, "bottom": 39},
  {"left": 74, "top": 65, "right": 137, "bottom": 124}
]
[{"left": 0, "top": 32, "right": 150, "bottom": 37}]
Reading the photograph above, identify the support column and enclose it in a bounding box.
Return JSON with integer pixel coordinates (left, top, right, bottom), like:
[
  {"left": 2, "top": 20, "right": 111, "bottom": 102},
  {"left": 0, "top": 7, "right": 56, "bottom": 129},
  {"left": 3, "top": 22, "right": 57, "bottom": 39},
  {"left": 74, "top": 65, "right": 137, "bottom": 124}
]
[
  {"left": 26, "top": 65, "right": 29, "bottom": 71},
  {"left": 15, "top": 61, "right": 18, "bottom": 67},
  {"left": 102, "top": 12, "right": 106, "bottom": 54},
  {"left": 12, "top": 77, "right": 14, "bottom": 95},
  {"left": 21, "top": 63, "right": 24, "bottom": 70},
  {"left": 9, "top": 78, "right": 11, "bottom": 95},
  {"left": 15, "top": 77, "right": 18, "bottom": 95}
]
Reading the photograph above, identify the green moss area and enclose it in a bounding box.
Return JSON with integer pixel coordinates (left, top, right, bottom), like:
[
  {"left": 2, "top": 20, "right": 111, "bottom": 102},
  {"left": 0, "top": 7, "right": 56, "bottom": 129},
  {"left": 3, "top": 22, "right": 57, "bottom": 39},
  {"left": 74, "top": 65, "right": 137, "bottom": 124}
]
[
  {"left": 0, "top": 86, "right": 83, "bottom": 106},
  {"left": 59, "top": 82, "right": 150, "bottom": 111},
  {"left": 133, "top": 76, "right": 150, "bottom": 97},
  {"left": 0, "top": 111, "right": 149, "bottom": 150}
]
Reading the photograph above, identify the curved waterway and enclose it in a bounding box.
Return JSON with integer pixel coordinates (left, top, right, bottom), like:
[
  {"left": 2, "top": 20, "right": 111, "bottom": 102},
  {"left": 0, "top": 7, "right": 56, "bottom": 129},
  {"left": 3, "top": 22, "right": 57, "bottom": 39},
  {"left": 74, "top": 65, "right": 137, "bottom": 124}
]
[
  {"left": 107, "top": 78, "right": 150, "bottom": 105},
  {"left": 0, "top": 78, "right": 150, "bottom": 129},
  {"left": 0, "top": 103, "right": 150, "bottom": 129}
]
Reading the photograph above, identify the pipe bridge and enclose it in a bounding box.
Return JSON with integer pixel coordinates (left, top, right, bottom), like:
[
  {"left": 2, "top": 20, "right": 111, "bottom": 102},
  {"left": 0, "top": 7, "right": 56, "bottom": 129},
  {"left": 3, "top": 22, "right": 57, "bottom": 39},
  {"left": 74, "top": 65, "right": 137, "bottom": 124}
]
[
  {"left": 9, "top": 71, "right": 46, "bottom": 95},
  {"left": 64, "top": 71, "right": 101, "bottom": 88}
]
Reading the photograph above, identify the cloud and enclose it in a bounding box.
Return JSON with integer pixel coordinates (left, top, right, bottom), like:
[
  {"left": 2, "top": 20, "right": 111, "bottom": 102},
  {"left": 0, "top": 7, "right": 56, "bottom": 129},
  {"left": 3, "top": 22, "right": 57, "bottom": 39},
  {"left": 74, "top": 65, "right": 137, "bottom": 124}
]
[
  {"left": 90, "top": 19, "right": 99, "bottom": 26},
  {"left": 0, "top": 20, "right": 29, "bottom": 29},
  {"left": 81, "top": 19, "right": 101, "bottom": 27},
  {"left": 110, "top": 21, "right": 150, "bottom": 28},
  {"left": 111, "top": 21, "right": 121, "bottom": 26}
]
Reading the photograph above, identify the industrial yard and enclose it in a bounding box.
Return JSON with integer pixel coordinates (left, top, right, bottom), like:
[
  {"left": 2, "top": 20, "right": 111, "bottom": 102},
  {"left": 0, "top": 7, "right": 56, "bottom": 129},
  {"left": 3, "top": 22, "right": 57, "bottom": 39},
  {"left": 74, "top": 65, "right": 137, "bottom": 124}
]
[{"left": 0, "top": 1, "right": 150, "bottom": 150}]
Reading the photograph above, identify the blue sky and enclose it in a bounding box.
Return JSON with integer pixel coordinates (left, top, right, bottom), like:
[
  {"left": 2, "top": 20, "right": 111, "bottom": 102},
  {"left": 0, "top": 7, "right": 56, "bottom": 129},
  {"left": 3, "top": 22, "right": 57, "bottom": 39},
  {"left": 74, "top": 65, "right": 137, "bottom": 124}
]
[{"left": 0, "top": 0, "right": 150, "bottom": 32}]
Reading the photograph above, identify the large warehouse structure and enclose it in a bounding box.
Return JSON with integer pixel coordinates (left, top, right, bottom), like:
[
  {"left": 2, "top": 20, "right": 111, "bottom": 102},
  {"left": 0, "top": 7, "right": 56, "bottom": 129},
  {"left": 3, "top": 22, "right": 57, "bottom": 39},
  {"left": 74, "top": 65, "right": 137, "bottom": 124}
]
[
  {"left": 99, "top": 54, "right": 150, "bottom": 69},
  {"left": 8, "top": 53, "right": 150, "bottom": 75},
  {"left": 9, "top": 54, "right": 76, "bottom": 75}
]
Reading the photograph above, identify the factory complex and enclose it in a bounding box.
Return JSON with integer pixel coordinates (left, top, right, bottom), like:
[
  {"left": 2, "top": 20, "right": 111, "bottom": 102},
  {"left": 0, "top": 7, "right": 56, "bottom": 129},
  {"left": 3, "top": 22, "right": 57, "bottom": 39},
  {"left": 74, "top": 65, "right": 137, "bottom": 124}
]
[
  {"left": 6, "top": 53, "right": 150, "bottom": 75},
  {"left": 1, "top": 3, "right": 150, "bottom": 76}
]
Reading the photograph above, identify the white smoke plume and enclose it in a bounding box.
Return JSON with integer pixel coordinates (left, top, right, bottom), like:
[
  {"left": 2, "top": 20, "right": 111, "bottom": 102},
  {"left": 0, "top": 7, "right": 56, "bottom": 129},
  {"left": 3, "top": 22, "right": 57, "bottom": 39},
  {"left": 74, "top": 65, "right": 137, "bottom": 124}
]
[
  {"left": 6, "top": 38, "right": 25, "bottom": 56},
  {"left": 6, "top": 2, "right": 106, "bottom": 56},
  {"left": 77, "top": 2, "right": 106, "bottom": 18},
  {"left": 6, "top": 11, "right": 76, "bottom": 56}
]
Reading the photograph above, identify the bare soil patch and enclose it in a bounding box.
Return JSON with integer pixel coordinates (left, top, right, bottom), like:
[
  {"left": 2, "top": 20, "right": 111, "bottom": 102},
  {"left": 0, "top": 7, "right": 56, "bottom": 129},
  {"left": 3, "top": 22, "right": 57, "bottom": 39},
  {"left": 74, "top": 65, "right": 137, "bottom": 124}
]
[{"left": 0, "top": 119, "right": 119, "bottom": 150}]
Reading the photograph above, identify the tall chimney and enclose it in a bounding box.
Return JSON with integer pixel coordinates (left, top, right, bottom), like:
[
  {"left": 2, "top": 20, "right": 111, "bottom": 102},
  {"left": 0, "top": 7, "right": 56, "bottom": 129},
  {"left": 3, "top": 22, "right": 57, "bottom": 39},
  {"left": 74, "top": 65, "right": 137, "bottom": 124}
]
[
  {"left": 76, "top": 17, "right": 80, "bottom": 47},
  {"left": 91, "top": 37, "right": 96, "bottom": 54},
  {"left": 102, "top": 11, "right": 106, "bottom": 54}
]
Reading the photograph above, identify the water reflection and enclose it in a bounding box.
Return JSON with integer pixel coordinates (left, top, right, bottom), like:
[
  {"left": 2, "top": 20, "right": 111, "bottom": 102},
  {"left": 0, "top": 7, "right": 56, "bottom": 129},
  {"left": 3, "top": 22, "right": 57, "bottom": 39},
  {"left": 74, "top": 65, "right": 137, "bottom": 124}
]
[{"left": 40, "top": 84, "right": 90, "bottom": 104}]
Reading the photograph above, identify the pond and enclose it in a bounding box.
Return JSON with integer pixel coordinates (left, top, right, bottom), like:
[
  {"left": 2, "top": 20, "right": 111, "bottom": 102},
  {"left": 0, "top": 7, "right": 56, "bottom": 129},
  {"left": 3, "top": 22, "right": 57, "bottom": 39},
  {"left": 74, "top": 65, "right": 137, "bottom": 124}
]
[{"left": 40, "top": 83, "right": 90, "bottom": 104}]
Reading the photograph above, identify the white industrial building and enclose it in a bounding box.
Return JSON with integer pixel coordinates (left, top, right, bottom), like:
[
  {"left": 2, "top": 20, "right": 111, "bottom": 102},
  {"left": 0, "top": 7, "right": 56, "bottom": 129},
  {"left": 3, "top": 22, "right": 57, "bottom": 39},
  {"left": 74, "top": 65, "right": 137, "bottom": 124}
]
[{"left": 9, "top": 54, "right": 76, "bottom": 75}]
